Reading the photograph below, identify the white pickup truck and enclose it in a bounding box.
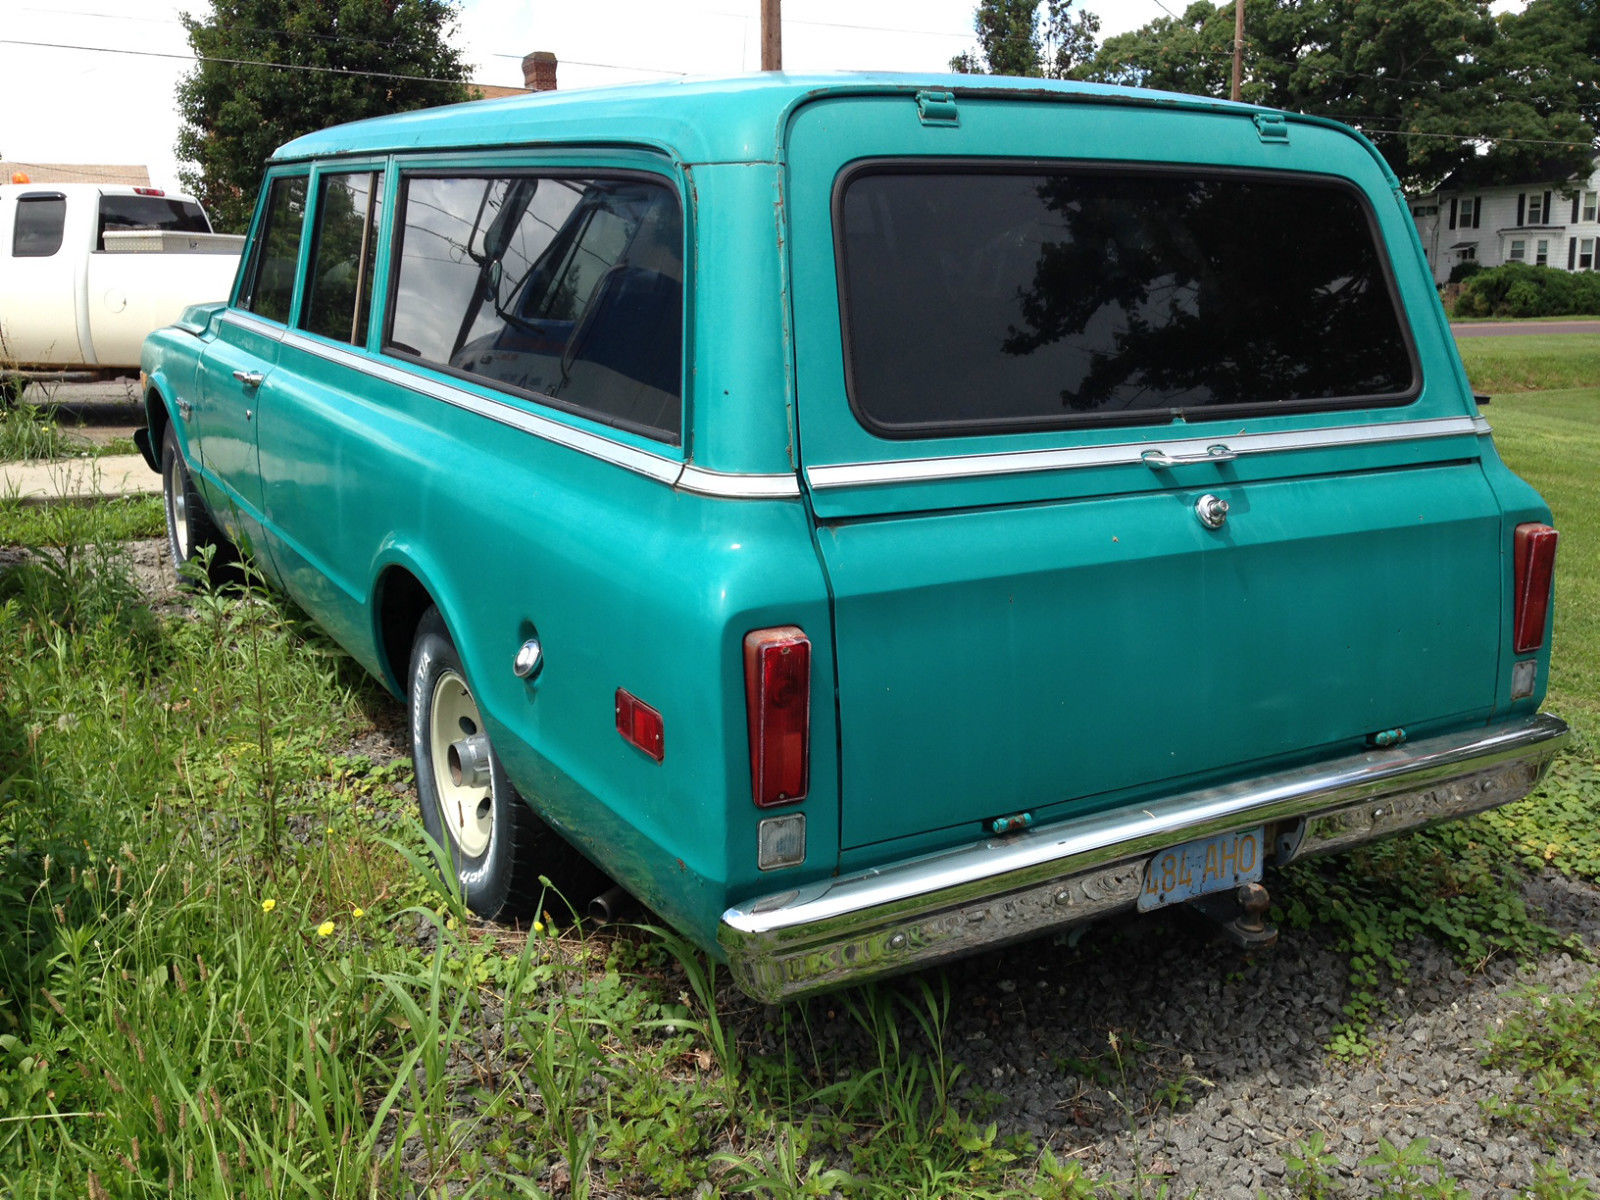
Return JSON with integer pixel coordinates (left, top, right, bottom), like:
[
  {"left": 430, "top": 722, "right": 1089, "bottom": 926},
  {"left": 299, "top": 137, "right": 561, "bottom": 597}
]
[{"left": 0, "top": 182, "right": 242, "bottom": 390}]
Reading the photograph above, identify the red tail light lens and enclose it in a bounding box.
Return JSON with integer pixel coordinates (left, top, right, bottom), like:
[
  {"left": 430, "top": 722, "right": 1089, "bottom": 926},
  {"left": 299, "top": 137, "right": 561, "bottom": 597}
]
[
  {"left": 1513, "top": 523, "right": 1558, "bottom": 653},
  {"left": 744, "top": 627, "right": 810, "bottom": 808},
  {"left": 615, "top": 689, "right": 664, "bottom": 762},
  {"left": 132, "top": 187, "right": 166, "bottom": 197}
]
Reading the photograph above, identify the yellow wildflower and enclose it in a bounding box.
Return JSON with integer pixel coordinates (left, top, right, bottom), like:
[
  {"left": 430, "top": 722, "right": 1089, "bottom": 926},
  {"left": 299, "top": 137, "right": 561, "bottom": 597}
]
[
  {"left": 317, "top": 920, "right": 335, "bottom": 937},
  {"left": 260, "top": 899, "right": 276, "bottom": 914},
  {"left": 532, "top": 921, "right": 546, "bottom": 935},
  {"left": 352, "top": 907, "right": 365, "bottom": 919}
]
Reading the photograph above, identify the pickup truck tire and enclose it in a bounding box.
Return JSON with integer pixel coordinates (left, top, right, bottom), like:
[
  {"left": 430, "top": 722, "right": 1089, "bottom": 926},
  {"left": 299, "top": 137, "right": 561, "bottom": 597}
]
[
  {"left": 160, "top": 424, "right": 235, "bottom": 588},
  {"left": 408, "top": 607, "right": 594, "bottom": 921}
]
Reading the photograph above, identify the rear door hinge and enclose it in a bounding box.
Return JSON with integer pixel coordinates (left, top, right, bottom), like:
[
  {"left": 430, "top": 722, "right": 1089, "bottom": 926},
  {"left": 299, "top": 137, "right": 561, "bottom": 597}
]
[{"left": 916, "top": 90, "right": 959, "bottom": 127}]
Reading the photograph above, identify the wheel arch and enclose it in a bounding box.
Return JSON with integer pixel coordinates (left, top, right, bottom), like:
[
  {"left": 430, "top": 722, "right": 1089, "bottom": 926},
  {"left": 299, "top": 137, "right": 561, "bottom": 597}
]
[
  {"left": 372, "top": 560, "right": 438, "bottom": 699},
  {"left": 140, "top": 378, "right": 176, "bottom": 472}
]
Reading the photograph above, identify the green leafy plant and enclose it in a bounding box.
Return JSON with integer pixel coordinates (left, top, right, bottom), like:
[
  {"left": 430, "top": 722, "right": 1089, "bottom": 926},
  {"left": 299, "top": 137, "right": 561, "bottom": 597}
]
[{"left": 1483, "top": 975, "right": 1600, "bottom": 1143}]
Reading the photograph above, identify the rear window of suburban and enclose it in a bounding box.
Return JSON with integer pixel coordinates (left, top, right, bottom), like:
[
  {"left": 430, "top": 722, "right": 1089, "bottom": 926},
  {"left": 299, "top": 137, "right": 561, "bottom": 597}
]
[
  {"left": 385, "top": 172, "right": 684, "bottom": 443},
  {"left": 836, "top": 163, "right": 1417, "bottom": 437}
]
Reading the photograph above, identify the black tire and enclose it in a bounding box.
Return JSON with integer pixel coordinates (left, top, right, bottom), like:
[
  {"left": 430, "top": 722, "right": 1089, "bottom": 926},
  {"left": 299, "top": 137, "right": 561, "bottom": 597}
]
[
  {"left": 0, "top": 376, "right": 26, "bottom": 410},
  {"left": 408, "top": 607, "right": 595, "bottom": 920},
  {"left": 160, "top": 423, "right": 235, "bottom": 588}
]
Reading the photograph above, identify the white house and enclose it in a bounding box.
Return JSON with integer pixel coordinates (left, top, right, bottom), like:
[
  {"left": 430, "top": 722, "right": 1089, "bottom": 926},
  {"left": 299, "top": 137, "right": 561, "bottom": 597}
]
[{"left": 1413, "top": 155, "right": 1600, "bottom": 284}]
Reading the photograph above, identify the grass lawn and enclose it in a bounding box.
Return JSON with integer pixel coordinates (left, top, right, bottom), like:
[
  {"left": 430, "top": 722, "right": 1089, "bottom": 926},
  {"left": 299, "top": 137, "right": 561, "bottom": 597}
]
[
  {"left": 1483, "top": 387, "right": 1600, "bottom": 731},
  {"left": 1456, "top": 334, "right": 1600, "bottom": 395}
]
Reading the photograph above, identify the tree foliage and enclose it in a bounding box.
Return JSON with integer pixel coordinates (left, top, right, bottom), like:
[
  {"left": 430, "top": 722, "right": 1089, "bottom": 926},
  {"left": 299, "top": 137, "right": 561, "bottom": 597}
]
[
  {"left": 950, "top": 0, "right": 1100, "bottom": 78},
  {"left": 1081, "top": 0, "right": 1597, "bottom": 191},
  {"left": 176, "top": 0, "right": 470, "bottom": 231}
]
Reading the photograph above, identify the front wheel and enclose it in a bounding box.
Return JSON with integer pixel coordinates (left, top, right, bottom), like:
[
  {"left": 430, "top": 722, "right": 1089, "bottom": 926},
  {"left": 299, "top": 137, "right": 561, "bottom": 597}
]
[
  {"left": 408, "top": 607, "right": 565, "bottom": 919},
  {"left": 160, "top": 423, "right": 234, "bottom": 587}
]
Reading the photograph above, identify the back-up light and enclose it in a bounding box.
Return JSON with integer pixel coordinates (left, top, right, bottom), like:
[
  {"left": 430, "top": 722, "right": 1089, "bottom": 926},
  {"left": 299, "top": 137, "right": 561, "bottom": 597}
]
[
  {"left": 744, "top": 627, "right": 810, "bottom": 808},
  {"left": 1513, "top": 523, "right": 1559, "bottom": 653}
]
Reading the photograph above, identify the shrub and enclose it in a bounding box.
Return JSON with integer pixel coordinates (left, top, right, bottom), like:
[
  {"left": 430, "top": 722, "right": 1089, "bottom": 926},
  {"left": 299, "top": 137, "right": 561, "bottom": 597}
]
[
  {"left": 1456, "top": 262, "right": 1600, "bottom": 318},
  {"left": 1448, "top": 260, "right": 1483, "bottom": 284}
]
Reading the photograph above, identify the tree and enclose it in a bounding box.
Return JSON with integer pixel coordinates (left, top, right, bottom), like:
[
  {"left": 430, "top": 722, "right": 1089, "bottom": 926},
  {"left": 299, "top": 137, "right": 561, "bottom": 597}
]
[
  {"left": 1081, "top": 0, "right": 1596, "bottom": 192},
  {"left": 950, "top": 0, "right": 1101, "bottom": 79},
  {"left": 176, "top": 0, "right": 470, "bottom": 231}
]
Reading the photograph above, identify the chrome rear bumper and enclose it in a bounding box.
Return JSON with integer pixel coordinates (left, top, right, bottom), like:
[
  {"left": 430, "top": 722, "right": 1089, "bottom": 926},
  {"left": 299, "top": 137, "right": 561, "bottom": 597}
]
[{"left": 718, "top": 713, "right": 1569, "bottom": 1003}]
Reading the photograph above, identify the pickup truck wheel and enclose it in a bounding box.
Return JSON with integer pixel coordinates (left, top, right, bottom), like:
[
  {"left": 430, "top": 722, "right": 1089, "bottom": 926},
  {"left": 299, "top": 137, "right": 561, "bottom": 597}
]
[
  {"left": 409, "top": 607, "right": 562, "bottom": 920},
  {"left": 160, "top": 424, "right": 233, "bottom": 587}
]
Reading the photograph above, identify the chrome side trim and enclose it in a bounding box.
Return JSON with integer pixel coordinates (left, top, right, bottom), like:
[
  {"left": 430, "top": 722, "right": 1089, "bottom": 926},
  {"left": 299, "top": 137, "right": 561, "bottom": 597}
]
[
  {"left": 678, "top": 464, "right": 803, "bottom": 498},
  {"left": 220, "top": 322, "right": 801, "bottom": 499},
  {"left": 219, "top": 311, "right": 285, "bottom": 341},
  {"left": 279, "top": 331, "right": 683, "bottom": 486},
  {"left": 804, "top": 416, "right": 1484, "bottom": 490},
  {"left": 718, "top": 713, "right": 1568, "bottom": 1002}
]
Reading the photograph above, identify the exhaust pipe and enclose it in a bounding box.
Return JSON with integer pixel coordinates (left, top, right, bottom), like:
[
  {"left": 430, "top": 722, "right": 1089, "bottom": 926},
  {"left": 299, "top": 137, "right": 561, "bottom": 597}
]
[{"left": 589, "top": 884, "right": 632, "bottom": 925}]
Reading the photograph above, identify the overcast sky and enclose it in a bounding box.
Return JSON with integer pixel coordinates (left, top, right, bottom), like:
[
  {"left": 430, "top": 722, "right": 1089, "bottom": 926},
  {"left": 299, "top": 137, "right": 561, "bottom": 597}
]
[{"left": 1, "top": 0, "right": 1175, "bottom": 192}]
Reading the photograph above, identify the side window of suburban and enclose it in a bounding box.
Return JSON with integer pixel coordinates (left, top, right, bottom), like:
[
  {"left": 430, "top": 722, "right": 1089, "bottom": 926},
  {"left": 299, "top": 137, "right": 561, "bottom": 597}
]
[
  {"left": 238, "top": 175, "right": 308, "bottom": 324},
  {"left": 302, "top": 171, "right": 383, "bottom": 345},
  {"left": 13, "top": 193, "right": 67, "bottom": 257},
  {"left": 837, "top": 166, "right": 1417, "bottom": 436},
  {"left": 385, "top": 172, "right": 683, "bottom": 442}
]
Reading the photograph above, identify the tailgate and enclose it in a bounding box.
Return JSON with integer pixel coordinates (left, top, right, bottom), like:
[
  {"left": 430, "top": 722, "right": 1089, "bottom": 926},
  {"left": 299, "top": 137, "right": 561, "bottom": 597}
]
[
  {"left": 783, "top": 92, "right": 1502, "bottom": 852},
  {"left": 815, "top": 457, "right": 1501, "bottom": 849}
]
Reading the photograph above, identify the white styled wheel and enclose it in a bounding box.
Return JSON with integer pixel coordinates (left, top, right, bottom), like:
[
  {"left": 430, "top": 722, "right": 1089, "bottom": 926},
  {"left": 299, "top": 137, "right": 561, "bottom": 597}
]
[{"left": 427, "top": 668, "right": 494, "bottom": 858}]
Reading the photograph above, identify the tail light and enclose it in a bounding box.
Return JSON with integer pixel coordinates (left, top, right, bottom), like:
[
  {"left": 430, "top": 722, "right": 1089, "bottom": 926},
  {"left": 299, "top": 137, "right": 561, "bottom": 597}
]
[
  {"left": 1512, "top": 523, "right": 1558, "bottom": 653},
  {"left": 744, "top": 627, "right": 810, "bottom": 808},
  {"left": 133, "top": 187, "right": 166, "bottom": 197}
]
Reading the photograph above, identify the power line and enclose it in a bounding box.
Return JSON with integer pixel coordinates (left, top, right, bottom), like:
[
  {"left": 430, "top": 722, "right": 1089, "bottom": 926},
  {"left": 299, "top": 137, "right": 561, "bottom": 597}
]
[{"left": 0, "top": 37, "right": 472, "bottom": 85}]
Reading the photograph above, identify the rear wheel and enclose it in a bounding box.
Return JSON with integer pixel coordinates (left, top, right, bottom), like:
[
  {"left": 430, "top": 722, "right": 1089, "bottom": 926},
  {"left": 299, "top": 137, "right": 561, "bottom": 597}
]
[
  {"left": 160, "top": 423, "right": 235, "bottom": 587},
  {"left": 408, "top": 607, "right": 598, "bottom": 919}
]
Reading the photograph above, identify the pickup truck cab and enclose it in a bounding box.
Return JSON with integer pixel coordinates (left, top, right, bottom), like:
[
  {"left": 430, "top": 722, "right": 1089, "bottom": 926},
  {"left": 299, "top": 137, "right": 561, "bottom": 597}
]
[
  {"left": 0, "top": 182, "right": 241, "bottom": 382},
  {"left": 138, "top": 75, "right": 1568, "bottom": 1002}
]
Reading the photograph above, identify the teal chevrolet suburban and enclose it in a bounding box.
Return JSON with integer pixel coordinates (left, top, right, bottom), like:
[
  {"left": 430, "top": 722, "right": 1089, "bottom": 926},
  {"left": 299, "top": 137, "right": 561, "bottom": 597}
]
[{"left": 137, "top": 74, "right": 1568, "bottom": 1002}]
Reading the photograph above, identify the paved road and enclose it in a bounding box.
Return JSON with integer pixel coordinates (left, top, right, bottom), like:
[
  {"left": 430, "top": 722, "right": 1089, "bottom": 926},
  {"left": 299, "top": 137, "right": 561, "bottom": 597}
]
[{"left": 1452, "top": 320, "right": 1600, "bottom": 338}]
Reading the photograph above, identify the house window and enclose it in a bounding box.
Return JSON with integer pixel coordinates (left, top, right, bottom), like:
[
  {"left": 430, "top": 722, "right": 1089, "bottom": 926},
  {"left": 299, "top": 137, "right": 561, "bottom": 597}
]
[
  {"left": 1526, "top": 194, "right": 1546, "bottom": 224},
  {"left": 1459, "top": 245, "right": 1477, "bottom": 261},
  {"left": 1582, "top": 238, "right": 1595, "bottom": 270},
  {"left": 1509, "top": 239, "right": 1526, "bottom": 261},
  {"left": 1459, "top": 197, "right": 1476, "bottom": 227},
  {"left": 1536, "top": 238, "right": 1550, "bottom": 266},
  {"left": 1585, "top": 192, "right": 1597, "bottom": 222}
]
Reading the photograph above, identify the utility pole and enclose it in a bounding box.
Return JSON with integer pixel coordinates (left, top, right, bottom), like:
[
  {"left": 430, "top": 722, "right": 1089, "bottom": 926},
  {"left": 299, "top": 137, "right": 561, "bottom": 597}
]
[
  {"left": 762, "top": 0, "right": 782, "bottom": 70},
  {"left": 1230, "top": 0, "right": 1244, "bottom": 101}
]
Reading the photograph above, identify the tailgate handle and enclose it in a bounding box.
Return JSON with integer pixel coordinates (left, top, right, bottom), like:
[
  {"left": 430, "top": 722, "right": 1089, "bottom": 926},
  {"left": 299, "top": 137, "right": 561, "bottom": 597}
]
[{"left": 1141, "top": 443, "right": 1237, "bottom": 470}]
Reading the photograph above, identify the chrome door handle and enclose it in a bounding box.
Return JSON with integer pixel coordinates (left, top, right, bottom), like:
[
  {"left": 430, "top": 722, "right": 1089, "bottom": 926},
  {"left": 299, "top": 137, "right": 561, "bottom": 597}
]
[
  {"left": 232, "top": 369, "right": 265, "bottom": 388},
  {"left": 1141, "top": 443, "right": 1237, "bottom": 470}
]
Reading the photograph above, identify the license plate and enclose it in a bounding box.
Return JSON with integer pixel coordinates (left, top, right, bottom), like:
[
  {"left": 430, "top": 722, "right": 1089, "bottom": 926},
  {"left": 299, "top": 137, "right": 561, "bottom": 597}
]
[{"left": 1137, "top": 827, "right": 1264, "bottom": 912}]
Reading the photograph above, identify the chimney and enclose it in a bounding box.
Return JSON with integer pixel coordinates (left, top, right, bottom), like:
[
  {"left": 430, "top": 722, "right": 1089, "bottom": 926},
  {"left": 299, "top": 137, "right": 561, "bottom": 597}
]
[{"left": 522, "top": 52, "right": 557, "bottom": 92}]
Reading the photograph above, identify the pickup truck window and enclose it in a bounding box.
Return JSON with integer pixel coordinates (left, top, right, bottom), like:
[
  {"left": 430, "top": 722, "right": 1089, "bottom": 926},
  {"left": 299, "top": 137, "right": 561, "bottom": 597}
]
[
  {"left": 302, "top": 171, "right": 383, "bottom": 346},
  {"left": 385, "top": 172, "right": 683, "bottom": 442},
  {"left": 12, "top": 193, "right": 66, "bottom": 258},
  {"left": 837, "top": 165, "right": 1417, "bottom": 436},
  {"left": 95, "top": 195, "right": 209, "bottom": 251},
  {"left": 238, "top": 175, "right": 308, "bottom": 325}
]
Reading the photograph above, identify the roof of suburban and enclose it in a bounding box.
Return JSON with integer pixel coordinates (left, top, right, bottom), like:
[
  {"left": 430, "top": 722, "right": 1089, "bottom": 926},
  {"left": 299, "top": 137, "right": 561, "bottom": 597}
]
[{"left": 272, "top": 72, "right": 1259, "bottom": 166}]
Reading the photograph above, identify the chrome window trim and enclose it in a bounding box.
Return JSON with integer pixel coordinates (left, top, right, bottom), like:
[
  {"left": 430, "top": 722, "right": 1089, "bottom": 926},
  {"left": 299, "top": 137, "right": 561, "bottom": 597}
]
[
  {"left": 221, "top": 311, "right": 803, "bottom": 499},
  {"left": 805, "top": 416, "right": 1489, "bottom": 490}
]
